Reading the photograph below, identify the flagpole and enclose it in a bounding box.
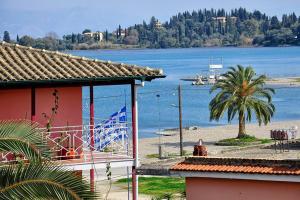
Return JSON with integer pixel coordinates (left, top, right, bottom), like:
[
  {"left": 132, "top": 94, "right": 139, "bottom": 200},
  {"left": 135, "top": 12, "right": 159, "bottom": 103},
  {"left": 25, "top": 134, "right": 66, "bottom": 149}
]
[
  {"left": 89, "top": 85, "right": 95, "bottom": 192},
  {"left": 131, "top": 82, "right": 139, "bottom": 200},
  {"left": 124, "top": 89, "right": 130, "bottom": 200}
]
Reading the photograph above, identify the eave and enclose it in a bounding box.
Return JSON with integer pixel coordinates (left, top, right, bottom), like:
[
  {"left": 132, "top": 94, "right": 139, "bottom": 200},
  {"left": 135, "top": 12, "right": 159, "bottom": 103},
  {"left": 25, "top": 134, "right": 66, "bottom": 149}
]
[{"left": 0, "top": 75, "right": 166, "bottom": 89}]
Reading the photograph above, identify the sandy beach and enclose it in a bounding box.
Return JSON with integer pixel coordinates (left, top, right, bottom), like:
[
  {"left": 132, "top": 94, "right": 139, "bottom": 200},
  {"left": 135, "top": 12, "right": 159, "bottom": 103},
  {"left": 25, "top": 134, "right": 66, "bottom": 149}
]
[
  {"left": 139, "top": 120, "right": 300, "bottom": 163},
  {"left": 266, "top": 77, "right": 300, "bottom": 86}
]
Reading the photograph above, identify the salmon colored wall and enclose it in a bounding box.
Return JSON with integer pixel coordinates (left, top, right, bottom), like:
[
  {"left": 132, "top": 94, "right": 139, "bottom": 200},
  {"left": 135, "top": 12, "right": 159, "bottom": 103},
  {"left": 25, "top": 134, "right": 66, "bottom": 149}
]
[
  {"left": 0, "top": 88, "right": 31, "bottom": 120},
  {"left": 0, "top": 87, "right": 82, "bottom": 127},
  {"left": 0, "top": 87, "right": 83, "bottom": 160},
  {"left": 35, "top": 87, "right": 82, "bottom": 127},
  {"left": 186, "top": 177, "right": 300, "bottom": 200}
]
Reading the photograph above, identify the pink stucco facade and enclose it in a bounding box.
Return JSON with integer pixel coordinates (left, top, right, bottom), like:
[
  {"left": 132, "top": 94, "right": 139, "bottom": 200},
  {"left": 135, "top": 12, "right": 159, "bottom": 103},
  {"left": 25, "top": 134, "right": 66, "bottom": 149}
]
[
  {"left": 0, "top": 88, "right": 31, "bottom": 120},
  {"left": 0, "top": 87, "right": 82, "bottom": 127},
  {"left": 186, "top": 177, "right": 300, "bottom": 200},
  {"left": 0, "top": 86, "right": 83, "bottom": 158},
  {"left": 35, "top": 87, "right": 82, "bottom": 127}
]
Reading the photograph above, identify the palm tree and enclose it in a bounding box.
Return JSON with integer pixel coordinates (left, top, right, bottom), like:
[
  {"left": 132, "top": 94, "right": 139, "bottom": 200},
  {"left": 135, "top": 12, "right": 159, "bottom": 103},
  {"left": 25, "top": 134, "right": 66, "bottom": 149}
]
[
  {"left": 209, "top": 65, "right": 275, "bottom": 138},
  {"left": 0, "top": 120, "right": 97, "bottom": 199}
]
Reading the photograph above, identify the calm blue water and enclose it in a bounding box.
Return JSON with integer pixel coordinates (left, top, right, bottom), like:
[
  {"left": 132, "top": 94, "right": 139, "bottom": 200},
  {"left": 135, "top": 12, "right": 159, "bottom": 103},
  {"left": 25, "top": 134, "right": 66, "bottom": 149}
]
[{"left": 68, "top": 47, "right": 300, "bottom": 138}]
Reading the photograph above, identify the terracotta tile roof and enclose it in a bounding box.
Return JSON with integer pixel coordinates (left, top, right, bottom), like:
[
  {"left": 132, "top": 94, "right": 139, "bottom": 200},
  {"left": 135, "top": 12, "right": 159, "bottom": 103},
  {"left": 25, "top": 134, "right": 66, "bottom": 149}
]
[
  {"left": 0, "top": 42, "right": 165, "bottom": 86},
  {"left": 171, "top": 157, "right": 300, "bottom": 175}
]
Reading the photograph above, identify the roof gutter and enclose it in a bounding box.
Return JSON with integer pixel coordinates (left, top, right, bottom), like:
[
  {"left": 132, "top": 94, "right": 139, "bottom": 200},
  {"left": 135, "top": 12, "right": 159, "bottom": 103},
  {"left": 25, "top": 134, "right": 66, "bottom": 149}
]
[
  {"left": 0, "top": 75, "right": 166, "bottom": 89},
  {"left": 170, "top": 170, "right": 300, "bottom": 183}
]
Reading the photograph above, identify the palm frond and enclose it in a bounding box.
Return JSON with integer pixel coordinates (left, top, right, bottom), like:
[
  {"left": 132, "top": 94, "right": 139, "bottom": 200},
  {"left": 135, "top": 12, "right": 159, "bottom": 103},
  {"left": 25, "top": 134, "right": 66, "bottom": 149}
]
[
  {"left": 0, "top": 121, "right": 49, "bottom": 162},
  {"left": 0, "top": 162, "right": 97, "bottom": 200}
]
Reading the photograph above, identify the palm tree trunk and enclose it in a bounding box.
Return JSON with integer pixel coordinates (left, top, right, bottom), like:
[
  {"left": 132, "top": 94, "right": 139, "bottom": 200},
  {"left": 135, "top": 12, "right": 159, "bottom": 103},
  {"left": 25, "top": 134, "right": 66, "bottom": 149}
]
[{"left": 238, "top": 112, "right": 246, "bottom": 138}]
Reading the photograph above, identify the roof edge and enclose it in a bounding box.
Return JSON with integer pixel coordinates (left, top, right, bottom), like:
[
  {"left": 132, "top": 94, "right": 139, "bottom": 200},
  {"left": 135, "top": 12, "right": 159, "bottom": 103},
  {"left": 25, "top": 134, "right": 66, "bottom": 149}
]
[
  {"left": 170, "top": 171, "right": 300, "bottom": 182},
  {"left": 180, "top": 156, "right": 300, "bottom": 167},
  {"left": 0, "top": 75, "right": 166, "bottom": 88}
]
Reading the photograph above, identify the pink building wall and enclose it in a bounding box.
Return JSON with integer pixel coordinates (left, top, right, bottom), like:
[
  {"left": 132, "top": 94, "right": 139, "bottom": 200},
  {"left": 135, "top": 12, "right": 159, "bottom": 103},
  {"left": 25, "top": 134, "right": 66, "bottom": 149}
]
[
  {"left": 186, "top": 177, "right": 300, "bottom": 200},
  {"left": 0, "top": 88, "right": 31, "bottom": 120},
  {"left": 0, "top": 86, "right": 83, "bottom": 158},
  {"left": 0, "top": 87, "right": 82, "bottom": 127},
  {"left": 35, "top": 87, "right": 82, "bottom": 127}
]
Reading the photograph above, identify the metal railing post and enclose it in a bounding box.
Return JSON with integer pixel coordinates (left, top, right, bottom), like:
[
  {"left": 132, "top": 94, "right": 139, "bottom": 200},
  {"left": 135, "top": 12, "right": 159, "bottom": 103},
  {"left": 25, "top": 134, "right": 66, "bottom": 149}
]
[{"left": 89, "top": 85, "right": 95, "bottom": 192}]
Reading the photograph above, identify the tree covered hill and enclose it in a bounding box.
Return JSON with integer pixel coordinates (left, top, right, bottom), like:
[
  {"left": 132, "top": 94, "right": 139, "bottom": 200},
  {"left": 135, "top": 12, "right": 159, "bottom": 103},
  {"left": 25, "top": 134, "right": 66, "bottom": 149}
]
[
  {"left": 119, "top": 8, "right": 300, "bottom": 48},
  {"left": 3, "top": 8, "right": 300, "bottom": 50}
]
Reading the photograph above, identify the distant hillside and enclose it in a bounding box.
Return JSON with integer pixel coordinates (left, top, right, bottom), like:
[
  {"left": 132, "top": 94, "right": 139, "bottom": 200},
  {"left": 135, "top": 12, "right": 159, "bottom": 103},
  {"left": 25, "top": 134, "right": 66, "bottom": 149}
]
[{"left": 4, "top": 8, "right": 300, "bottom": 50}]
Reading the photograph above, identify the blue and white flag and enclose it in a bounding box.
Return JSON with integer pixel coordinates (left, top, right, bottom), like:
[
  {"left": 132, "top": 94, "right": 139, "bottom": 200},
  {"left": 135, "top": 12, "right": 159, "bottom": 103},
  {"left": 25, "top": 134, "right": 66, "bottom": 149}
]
[{"left": 94, "top": 106, "right": 128, "bottom": 151}]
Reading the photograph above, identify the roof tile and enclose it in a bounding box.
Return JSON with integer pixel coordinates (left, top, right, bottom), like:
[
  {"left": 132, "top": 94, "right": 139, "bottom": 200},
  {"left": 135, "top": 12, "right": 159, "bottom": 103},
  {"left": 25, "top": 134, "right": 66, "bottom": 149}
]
[
  {"left": 0, "top": 42, "right": 164, "bottom": 85},
  {"left": 171, "top": 157, "right": 300, "bottom": 175}
]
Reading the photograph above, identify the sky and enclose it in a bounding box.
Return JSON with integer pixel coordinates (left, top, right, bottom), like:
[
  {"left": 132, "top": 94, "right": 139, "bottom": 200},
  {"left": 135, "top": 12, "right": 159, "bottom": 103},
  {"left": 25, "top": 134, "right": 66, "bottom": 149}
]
[{"left": 1, "top": 0, "right": 300, "bottom": 39}]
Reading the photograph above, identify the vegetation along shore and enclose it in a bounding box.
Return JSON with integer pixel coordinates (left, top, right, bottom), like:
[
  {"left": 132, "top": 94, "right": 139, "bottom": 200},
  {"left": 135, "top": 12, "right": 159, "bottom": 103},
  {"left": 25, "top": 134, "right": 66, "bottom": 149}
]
[{"left": 3, "top": 8, "right": 300, "bottom": 50}]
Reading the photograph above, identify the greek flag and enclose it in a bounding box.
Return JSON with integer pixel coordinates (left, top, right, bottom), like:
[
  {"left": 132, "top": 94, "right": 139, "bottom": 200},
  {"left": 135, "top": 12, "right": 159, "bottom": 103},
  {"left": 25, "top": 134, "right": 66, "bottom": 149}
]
[{"left": 94, "top": 106, "right": 128, "bottom": 151}]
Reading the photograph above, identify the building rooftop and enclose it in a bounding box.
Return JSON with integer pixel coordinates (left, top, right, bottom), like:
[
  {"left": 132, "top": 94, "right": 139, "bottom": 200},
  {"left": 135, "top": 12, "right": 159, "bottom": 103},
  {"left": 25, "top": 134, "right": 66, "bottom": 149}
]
[
  {"left": 0, "top": 42, "right": 165, "bottom": 87},
  {"left": 171, "top": 157, "right": 300, "bottom": 175}
]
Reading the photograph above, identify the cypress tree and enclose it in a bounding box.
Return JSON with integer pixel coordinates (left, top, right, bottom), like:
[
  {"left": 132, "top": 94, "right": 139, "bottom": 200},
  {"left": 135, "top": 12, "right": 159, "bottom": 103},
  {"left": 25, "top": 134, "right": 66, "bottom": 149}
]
[
  {"left": 71, "top": 33, "right": 76, "bottom": 43},
  {"left": 105, "top": 30, "right": 108, "bottom": 41},
  {"left": 118, "top": 25, "right": 122, "bottom": 38},
  {"left": 3, "top": 31, "right": 10, "bottom": 43},
  {"left": 270, "top": 16, "right": 281, "bottom": 29}
]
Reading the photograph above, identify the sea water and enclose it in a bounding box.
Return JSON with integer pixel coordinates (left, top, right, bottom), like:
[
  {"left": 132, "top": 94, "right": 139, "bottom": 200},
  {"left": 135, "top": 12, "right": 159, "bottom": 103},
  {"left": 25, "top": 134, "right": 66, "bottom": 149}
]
[{"left": 69, "top": 47, "right": 300, "bottom": 138}]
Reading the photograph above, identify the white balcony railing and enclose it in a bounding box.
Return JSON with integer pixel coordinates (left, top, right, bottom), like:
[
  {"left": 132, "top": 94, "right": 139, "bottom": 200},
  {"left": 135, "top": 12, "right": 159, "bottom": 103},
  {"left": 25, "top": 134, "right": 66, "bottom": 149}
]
[{"left": 0, "top": 123, "right": 132, "bottom": 164}]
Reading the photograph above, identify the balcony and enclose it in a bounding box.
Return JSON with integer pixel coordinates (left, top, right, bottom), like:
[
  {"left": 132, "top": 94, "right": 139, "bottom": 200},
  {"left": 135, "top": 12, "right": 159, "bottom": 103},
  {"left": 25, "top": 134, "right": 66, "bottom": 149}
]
[{"left": 0, "top": 123, "right": 134, "bottom": 170}]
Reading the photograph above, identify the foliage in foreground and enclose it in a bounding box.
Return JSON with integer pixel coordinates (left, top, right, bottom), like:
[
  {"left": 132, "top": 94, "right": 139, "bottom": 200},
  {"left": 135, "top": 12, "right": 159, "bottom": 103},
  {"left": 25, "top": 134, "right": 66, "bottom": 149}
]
[
  {"left": 0, "top": 120, "right": 97, "bottom": 200},
  {"left": 0, "top": 162, "right": 95, "bottom": 200},
  {"left": 0, "top": 120, "right": 48, "bottom": 162}
]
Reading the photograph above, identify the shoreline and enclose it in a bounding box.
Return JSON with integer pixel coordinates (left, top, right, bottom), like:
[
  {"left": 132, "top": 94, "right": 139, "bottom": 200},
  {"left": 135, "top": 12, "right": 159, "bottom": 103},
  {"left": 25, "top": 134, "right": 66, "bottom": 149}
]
[
  {"left": 160, "top": 118, "right": 300, "bottom": 135},
  {"left": 139, "top": 119, "right": 300, "bottom": 163},
  {"left": 67, "top": 45, "right": 300, "bottom": 51},
  {"left": 266, "top": 77, "right": 300, "bottom": 87},
  {"left": 141, "top": 118, "right": 300, "bottom": 139}
]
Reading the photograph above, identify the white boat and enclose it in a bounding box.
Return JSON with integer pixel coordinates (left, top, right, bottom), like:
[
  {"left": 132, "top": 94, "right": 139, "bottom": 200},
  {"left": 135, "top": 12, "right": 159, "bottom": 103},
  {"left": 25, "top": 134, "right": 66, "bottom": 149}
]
[
  {"left": 181, "top": 57, "right": 224, "bottom": 85},
  {"left": 154, "top": 131, "right": 176, "bottom": 136}
]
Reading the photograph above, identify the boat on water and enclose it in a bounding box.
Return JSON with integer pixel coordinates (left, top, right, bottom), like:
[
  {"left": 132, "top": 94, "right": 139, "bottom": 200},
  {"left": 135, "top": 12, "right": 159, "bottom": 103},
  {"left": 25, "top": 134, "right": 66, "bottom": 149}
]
[
  {"left": 181, "top": 57, "right": 224, "bottom": 85},
  {"left": 154, "top": 131, "right": 176, "bottom": 136}
]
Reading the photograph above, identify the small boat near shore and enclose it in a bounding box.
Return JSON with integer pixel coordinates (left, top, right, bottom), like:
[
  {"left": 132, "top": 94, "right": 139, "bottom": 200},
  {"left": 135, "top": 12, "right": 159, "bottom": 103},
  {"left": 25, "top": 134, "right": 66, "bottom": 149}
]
[
  {"left": 154, "top": 131, "right": 176, "bottom": 136},
  {"left": 181, "top": 57, "right": 224, "bottom": 85}
]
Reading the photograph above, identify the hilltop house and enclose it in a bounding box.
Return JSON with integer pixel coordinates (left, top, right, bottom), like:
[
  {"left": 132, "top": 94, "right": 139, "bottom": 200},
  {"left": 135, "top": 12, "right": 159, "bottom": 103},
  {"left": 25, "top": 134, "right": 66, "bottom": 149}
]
[
  {"left": 83, "top": 31, "right": 103, "bottom": 41},
  {"left": 113, "top": 29, "right": 126, "bottom": 37},
  {"left": 154, "top": 20, "right": 163, "bottom": 29},
  {"left": 213, "top": 16, "right": 237, "bottom": 24}
]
